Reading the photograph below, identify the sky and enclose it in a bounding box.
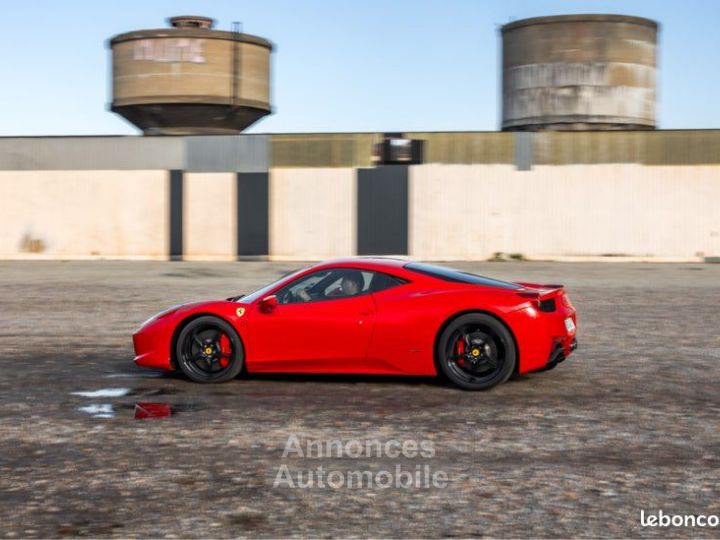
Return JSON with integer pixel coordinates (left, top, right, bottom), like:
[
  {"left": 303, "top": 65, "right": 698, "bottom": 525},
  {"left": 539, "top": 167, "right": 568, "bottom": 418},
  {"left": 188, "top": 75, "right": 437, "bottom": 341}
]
[{"left": 0, "top": 0, "right": 718, "bottom": 135}]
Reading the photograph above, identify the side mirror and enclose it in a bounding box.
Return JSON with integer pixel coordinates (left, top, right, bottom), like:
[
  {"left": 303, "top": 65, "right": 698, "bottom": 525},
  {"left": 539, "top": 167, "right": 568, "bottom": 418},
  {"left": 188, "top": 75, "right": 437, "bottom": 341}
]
[{"left": 259, "top": 295, "right": 278, "bottom": 312}]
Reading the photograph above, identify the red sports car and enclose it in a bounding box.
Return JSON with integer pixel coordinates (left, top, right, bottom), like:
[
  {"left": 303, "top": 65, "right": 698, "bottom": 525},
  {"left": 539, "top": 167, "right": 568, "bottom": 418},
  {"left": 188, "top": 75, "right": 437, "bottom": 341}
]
[{"left": 133, "top": 259, "right": 577, "bottom": 390}]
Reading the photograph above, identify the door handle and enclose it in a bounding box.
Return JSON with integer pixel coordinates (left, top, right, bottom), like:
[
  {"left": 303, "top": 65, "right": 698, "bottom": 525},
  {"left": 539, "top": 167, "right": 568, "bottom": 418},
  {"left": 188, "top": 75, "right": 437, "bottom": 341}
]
[{"left": 359, "top": 310, "right": 372, "bottom": 316}]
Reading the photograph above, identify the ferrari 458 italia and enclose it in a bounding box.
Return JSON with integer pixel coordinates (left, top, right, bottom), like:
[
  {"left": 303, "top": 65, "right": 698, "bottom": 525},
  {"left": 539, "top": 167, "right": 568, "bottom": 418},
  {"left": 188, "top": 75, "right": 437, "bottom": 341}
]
[{"left": 133, "top": 259, "right": 577, "bottom": 390}]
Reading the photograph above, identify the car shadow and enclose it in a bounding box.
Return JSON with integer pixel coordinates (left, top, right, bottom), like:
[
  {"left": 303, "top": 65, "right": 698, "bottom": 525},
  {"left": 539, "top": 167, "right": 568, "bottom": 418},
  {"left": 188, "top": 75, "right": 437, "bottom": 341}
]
[{"left": 242, "top": 372, "right": 448, "bottom": 387}]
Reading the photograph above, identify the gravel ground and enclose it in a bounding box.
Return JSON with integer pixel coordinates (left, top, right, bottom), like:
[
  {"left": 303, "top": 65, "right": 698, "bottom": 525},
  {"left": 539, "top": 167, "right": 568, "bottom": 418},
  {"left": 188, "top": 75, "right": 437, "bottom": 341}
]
[{"left": 0, "top": 261, "right": 719, "bottom": 538}]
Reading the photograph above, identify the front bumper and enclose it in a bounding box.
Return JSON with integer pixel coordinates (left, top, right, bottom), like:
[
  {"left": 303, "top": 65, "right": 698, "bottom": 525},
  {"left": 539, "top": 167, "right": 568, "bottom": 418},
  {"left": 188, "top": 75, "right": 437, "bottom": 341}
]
[{"left": 132, "top": 321, "right": 175, "bottom": 371}]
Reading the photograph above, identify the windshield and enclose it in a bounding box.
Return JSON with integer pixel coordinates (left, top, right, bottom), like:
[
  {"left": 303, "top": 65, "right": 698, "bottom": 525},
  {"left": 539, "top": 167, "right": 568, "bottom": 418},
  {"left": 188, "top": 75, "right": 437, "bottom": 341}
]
[
  {"left": 404, "top": 262, "right": 520, "bottom": 290},
  {"left": 238, "top": 267, "right": 307, "bottom": 304}
]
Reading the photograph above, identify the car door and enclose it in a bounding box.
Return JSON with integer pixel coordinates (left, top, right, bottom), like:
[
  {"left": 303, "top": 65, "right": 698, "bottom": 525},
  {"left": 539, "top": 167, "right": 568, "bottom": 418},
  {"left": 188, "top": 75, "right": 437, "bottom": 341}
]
[{"left": 246, "top": 269, "right": 376, "bottom": 373}]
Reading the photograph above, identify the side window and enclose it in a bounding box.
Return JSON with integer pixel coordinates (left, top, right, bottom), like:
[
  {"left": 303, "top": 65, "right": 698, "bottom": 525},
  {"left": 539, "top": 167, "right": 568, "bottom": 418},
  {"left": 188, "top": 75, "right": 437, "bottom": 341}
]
[
  {"left": 275, "top": 269, "right": 405, "bottom": 304},
  {"left": 322, "top": 271, "right": 374, "bottom": 296},
  {"left": 276, "top": 269, "right": 369, "bottom": 304},
  {"left": 276, "top": 270, "right": 333, "bottom": 304},
  {"left": 367, "top": 271, "right": 407, "bottom": 293}
]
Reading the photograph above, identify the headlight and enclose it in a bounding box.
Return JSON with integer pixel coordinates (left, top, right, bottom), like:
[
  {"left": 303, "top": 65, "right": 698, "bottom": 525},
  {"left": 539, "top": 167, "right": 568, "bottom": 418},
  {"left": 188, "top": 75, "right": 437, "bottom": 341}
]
[{"left": 141, "top": 305, "right": 181, "bottom": 327}]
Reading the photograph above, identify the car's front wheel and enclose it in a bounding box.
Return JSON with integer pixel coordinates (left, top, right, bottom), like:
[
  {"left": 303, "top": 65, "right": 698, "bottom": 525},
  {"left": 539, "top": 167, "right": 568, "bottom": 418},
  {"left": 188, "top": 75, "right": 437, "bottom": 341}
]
[
  {"left": 437, "top": 313, "right": 516, "bottom": 390},
  {"left": 175, "top": 316, "right": 244, "bottom": 383}
]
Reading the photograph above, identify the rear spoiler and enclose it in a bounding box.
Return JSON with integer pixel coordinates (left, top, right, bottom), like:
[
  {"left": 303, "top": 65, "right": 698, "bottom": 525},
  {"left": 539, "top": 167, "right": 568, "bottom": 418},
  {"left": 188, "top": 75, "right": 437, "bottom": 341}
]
[{"left": 515, "top": 282, "right": 565, "bottom": 301}]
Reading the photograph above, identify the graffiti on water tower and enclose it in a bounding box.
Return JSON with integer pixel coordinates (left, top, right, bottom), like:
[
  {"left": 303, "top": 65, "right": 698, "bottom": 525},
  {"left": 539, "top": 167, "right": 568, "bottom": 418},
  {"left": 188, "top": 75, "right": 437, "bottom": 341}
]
[{"left": 133, "top": 39, "right": 206, "bottom": 63}]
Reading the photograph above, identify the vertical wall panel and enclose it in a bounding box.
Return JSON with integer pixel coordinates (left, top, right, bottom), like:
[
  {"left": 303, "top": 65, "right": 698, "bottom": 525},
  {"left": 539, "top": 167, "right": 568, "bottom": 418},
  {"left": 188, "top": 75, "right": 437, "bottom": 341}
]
[
  {"left": 169, "top": 170, "right": 184, "bottom": 261},
  {"left": 409, "top": 163, "right": 720, "bottom": 260},
  {"left": 237, "top": 172, "right": 269, "bottom": 257},
  {"left": 270, "top": 168, "right": 356, "bottom": 259},
  {"left": 183, "top": 173, "right": 236, "bottom": 260},
  {"left": 0, "top": 170, "right": 168, "bottom": 259},
  {"left": 357, "top": 166, "right": 409, "bottom": 255}
]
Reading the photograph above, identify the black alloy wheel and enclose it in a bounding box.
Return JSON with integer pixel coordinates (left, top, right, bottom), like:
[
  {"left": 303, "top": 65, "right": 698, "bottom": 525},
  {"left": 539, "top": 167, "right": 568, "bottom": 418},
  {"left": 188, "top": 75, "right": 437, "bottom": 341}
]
[
  {"left": 175, "top": 316, "right": 244, "bottom": 383},
  {"left": 437, "top": 313, "right": 516, "bottom": 390}
]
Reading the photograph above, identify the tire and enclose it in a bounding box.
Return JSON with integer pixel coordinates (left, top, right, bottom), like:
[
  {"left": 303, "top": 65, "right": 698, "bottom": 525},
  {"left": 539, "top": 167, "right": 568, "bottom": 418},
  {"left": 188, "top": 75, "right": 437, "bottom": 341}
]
[
  {"left": 175, "top": 316, "right": 244, "bottom": 383},
  {"left": 436, "top": 313, "right": 517, "bottom": 390}
]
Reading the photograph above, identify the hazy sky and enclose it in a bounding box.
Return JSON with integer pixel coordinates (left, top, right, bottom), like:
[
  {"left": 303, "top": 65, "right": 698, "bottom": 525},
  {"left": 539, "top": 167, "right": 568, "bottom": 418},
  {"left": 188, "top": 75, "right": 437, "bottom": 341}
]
[{"left": 0, "top": 0, "right": 718, "bottom": 135}]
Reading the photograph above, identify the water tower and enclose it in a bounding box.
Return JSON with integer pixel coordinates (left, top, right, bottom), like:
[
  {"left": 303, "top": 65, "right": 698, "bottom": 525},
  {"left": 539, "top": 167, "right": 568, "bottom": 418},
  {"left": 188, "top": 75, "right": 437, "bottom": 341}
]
[
  {"left": 501, "top": 14, "right": 658, "bottom": 131},
  {"left": 109, "top": 16, "right": 273, "bottom": 134}
]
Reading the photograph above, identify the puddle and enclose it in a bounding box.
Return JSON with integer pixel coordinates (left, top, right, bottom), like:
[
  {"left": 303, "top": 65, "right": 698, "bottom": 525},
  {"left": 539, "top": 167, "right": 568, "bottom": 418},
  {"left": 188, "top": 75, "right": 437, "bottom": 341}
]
[
  {"left": 129, "top": 402, "right": 203, "bottom": 419},
  {"left": 78, "top": 404, "right": 114, "bottom": 418},
  {"left": 71, "top": 388, "right": 131, "bottom": 398},
  {"left": 78, "top": 401, "right": 203, "bottom": 420},
  {"left": 74, "top": 385, "right": 200, "bottom": 420},
  {"left": 133, "top": 402, "right": 173, "bottom": 419}
]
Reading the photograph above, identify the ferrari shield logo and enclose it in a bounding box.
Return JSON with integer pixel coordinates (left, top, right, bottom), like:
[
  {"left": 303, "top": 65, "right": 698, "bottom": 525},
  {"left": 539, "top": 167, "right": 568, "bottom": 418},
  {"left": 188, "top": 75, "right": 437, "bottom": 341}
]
[{"left": 236, "top": 307, "right": 246, "bottom": 318}]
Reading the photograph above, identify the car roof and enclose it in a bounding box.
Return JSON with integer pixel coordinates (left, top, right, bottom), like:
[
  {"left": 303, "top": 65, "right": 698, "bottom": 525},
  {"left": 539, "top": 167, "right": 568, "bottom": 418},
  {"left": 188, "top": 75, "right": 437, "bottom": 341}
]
[{"left": 308, "top": 257, "right": 409, "bottom": 271}]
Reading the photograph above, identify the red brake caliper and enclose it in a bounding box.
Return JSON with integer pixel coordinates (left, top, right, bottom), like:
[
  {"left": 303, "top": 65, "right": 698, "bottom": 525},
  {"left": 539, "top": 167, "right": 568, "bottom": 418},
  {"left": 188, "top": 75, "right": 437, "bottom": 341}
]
[
  {"left": 455, "top": 337, "right": 465, "bottom": 366},
  {"left": 219, "top": 334, "right": 232, "bottom": 368}
]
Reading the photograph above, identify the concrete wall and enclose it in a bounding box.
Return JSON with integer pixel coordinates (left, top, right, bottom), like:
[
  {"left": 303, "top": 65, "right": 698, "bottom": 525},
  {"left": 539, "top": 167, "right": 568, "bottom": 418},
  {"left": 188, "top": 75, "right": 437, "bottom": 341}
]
[
  {"left": 0, "top": 170, "right": 168, "bottom": 259},
  {"left": 0, "top": 133, "right": 718, "bottom": 262},
  {"left": 269, "top": 168, "right": 356, "bottom": 260},
  {"left": 2, "top": 132, "right": 719, "bottom": 171},
  {"left": 410, "top": 164, "right": 720, "bottom": 261},
  {"left": 0, "top": 135, "right": 269, "bottom": 172}
]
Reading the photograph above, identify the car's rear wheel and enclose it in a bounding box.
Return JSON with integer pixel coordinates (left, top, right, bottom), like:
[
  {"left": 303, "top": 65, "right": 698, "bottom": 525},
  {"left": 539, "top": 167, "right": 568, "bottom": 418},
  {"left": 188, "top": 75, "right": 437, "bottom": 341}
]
[
  {"left": 175, "top": 316, "right": 244, "bottom": 383},
  {"left": 437, "top": 313, "right": 516, "bottom": 390}
]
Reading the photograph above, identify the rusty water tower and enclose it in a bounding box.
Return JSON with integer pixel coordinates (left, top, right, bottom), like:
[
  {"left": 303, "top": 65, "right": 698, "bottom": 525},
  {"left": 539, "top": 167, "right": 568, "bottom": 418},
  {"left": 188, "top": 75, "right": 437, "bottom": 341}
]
[
  {"left": 109, "top": 16, "right": 273, "bottom": 134},
  {"left": 501, "top": 14, "right": 658, "bottom": 131}
]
